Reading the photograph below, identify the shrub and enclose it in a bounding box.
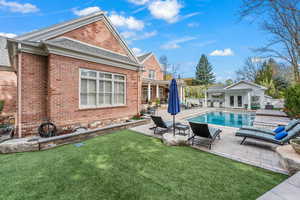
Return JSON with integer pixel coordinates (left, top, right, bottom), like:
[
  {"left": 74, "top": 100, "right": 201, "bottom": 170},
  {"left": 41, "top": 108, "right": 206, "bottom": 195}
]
[
  {"left": 0, "top": 100, "right": 4, "bottom": 113},
  {"left": 284, "top": 84, "right": 300, "bottom": 118}
]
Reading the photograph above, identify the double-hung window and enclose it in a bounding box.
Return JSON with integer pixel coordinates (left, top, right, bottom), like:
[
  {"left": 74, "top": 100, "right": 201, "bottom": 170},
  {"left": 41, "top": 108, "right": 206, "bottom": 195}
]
[
  {"left": 148, "top": 70, "right": 155, "bottom": 79},
  {"left": 80, "top": 69, "right": 126, "bottom": 108}
]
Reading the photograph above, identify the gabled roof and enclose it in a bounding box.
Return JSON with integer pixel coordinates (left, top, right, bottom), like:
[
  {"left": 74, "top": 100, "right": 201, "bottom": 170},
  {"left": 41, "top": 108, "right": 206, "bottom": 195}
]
[
  {"left": 137, "top": 52, "right": 152, "bottom": 63},
  {"left": 137, "top": 52, "right": 164, "bottom": 71},
  {"left": 14, "top": 11, "right": 140, "bottom": 65},
  {"left": 225, "top": 80, "right": 267, "bottom": 90},
  {"left": 0, "top": 36, "right": 11, "bottom": 67},
  {"left": 44, "top": 37, "right": 139, "bottom": 66},
  {"left": 16, "top": 12, "right": 106, "bottom": 41}
]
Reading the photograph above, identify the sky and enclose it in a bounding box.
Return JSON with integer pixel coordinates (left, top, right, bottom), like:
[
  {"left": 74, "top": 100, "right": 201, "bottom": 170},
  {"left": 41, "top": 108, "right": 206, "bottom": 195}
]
[{"left": 0, "top": 0, "right": 270, "bottom": 82}]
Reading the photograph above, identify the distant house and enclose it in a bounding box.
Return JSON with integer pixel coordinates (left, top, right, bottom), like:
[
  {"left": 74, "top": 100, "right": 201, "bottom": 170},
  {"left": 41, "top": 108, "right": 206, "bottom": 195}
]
[
  {"left": 205, "top": 81, "right": 267, "bottom": 109},
  {"left": 138, "top": 52, "right": 185, "bottom": 104}
]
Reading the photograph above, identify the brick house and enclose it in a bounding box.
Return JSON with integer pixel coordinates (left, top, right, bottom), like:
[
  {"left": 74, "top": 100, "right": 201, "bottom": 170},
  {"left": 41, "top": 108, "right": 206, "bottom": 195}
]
[
  {"left": 0, "top": 37, "right": 17, "bottom": 115},
  {"left": 5, "top": 12, "right": 143, "bottom": 137},
  {"left": 138, "top": 52, "right": 185, "bottom": 105}
]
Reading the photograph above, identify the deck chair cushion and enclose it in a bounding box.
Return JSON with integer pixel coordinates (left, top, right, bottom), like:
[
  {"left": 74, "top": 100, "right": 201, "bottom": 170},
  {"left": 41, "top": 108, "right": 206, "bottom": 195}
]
[
  {"left": 273, "top": 126, "right": 285, "bottom": 134},
  {"left": 236, "top": 129, "right": 283, "bottom": 145},
  {"left": 282, "top": 124, "right": 300, "bottom": 143},
  {"left": 285, "top": 119, "right": 299, "bottom": 132},
  {"left": 275, "top": 131, "right": 288, "bottom": 140},
  {"left": 241, "top": 126, "right": 275, "bottom": 135}
]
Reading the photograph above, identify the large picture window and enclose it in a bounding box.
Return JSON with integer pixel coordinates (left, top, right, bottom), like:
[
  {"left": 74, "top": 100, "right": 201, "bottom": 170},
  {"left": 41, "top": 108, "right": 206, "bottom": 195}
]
[{"left": 80, "top": 69, "right": 126, "bottom": 108}]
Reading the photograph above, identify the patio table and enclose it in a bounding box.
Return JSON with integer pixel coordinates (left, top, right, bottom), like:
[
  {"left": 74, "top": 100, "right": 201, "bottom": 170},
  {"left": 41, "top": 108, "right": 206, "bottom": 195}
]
[{"left": 175, "top": 124, "right": 190, "bottom": 136}]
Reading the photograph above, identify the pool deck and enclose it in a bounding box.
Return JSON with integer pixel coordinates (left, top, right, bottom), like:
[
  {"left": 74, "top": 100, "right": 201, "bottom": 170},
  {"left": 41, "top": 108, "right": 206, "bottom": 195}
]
[{"left": 130, "top": 108, "right": 289, "bottom": 174}]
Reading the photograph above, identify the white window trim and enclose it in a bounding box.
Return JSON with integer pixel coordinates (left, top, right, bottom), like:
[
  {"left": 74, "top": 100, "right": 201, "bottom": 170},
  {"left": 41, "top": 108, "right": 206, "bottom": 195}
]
[
  {"left": 79, "top": 68, "right": 127, "bottom": 109},
  {"left": 148, "top": 69, "right": 155, "bottom": 80}
]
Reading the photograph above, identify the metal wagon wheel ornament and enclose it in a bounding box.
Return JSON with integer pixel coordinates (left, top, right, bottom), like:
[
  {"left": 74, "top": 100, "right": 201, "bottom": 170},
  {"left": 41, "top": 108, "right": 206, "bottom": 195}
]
[{"left": 38, "top": 122, "right": 57, "bottom": 137}]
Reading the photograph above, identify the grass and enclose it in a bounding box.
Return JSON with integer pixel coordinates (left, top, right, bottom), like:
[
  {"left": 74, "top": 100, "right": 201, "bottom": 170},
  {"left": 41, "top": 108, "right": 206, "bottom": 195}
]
[{"left": 0, "top": 130, "right": 287, "bottom": 200}]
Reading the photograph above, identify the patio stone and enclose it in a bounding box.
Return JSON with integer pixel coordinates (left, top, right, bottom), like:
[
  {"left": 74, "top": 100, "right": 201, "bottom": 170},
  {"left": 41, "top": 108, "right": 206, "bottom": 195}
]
[
  {"left": 130, "top": 108, "right": 289, "bottom": 174},
  {"left": 257, "top": 172, "right": 300, "bottom": 200},
  {"left": 162, "top": 133, "right": 189, "bottom": 146},
  {"left": 276, "top": 145, "right": 300, "bottom": 175}
]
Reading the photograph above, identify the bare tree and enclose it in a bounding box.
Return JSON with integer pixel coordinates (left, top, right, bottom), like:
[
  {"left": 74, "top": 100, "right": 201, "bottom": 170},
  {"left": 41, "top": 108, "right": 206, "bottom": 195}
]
[
  {"left": 159, "top": 55, "right": 168, "bottom": 80},
  {"left": 236, "top": 57, "right": 262, "bottom": 81},
  {"left": 239, "top": 0, "right": 300, "bottom": 82}
]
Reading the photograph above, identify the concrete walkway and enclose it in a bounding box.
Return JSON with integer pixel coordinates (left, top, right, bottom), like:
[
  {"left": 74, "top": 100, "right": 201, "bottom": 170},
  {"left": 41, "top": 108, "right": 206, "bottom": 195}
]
[
  {"left": 130, "top": 108, "right": 288, "bottom": 174},
  {"left": 257, "top": 172, "right": 300, "bottom": 200}
]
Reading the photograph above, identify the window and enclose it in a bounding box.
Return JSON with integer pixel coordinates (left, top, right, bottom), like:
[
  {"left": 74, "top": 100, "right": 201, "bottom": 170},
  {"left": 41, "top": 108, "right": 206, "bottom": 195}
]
[
  {"left": 159, "top": 88, "right": 164, "bottom": 98},
  {"left": 148, "top": 70, "right": 155, "bottom": 79},
  {"left": 230, "top": 96, "right": 234, "bottom": 107},
  {"left": 80, "top": 69, "right": 126, "bottom": 108},
  {"left": 237, "top": 96, "right": 242, "bottom": 107}
]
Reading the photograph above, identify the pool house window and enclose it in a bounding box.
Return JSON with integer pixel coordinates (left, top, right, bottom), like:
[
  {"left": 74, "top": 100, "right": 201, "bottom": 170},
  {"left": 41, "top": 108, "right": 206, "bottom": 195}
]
[{"left": 80, "top": 69, "right": 126, "bottom": 108}]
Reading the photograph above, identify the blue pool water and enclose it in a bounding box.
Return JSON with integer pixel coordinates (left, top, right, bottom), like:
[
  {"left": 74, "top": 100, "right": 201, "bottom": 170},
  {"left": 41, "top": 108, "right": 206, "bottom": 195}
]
[{"left": 188, "top": 112, "right": 255, "bottom": 128}]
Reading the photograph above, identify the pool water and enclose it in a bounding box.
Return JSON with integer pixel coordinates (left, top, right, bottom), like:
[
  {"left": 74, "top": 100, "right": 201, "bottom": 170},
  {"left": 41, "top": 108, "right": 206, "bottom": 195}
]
[{"left": 188, "top": 112, "right": 255, "bottom": 128}]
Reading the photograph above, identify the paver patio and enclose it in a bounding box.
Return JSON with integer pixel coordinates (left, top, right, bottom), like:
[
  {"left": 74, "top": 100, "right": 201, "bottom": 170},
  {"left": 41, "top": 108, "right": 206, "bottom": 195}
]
[{"left": 130, "top": 108, "right": 288, "bottom": 174}]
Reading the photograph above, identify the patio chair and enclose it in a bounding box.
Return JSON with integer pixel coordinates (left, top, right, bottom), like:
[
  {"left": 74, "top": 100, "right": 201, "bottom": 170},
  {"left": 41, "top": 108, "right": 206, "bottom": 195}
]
[
  {"left": 240, "top": 119, "right": 299, "bottom": 136},
  {"left": 236, "top": 124, "right": 300, "bottom": 145},
  {"left": 150, "top": 116, "right": 174, "bottom": 134},
  {"left": 188, "top": 122, "right": 222, "bottom": 149}
]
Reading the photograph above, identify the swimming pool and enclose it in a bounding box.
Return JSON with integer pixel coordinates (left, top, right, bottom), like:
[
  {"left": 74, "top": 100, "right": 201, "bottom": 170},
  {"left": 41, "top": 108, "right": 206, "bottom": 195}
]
[{"left": 188, "top": 112, "right": 255, "bottom": 128}]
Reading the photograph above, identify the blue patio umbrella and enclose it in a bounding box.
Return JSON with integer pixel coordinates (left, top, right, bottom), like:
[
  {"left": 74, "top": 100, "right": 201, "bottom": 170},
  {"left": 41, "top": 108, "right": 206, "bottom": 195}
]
[{"left": 168, "top": 79, "right": 181, "bottom": 136}]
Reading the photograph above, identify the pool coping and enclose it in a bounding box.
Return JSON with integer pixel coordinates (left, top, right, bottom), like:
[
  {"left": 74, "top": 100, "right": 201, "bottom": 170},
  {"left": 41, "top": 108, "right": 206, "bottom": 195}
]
[{"left": 183, "top": 110, "right": 256, "bottom": 129}]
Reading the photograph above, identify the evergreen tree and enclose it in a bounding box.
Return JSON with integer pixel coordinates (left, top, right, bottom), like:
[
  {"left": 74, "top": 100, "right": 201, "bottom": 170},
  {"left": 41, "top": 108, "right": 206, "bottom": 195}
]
[{"left": 195, "top": 54, "right": 215, "bottom": 85}]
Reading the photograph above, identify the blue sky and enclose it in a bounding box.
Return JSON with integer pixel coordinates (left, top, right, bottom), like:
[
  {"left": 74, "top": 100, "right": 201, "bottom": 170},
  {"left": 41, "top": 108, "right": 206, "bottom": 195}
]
[{"left": 0, "top": 0, "right": 269, "bottom": 82}]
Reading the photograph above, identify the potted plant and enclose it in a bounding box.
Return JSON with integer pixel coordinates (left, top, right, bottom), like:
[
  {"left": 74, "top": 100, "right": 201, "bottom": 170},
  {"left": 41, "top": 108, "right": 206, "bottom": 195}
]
[
  {"left": 155, "top": 98, "right": 161, "bottom": 107},
  {"left": 290, "top": 138, "right": 300, "bottom": 155},
  {"left": 0, "top": 100, "right": 4, "bottom": 114}
]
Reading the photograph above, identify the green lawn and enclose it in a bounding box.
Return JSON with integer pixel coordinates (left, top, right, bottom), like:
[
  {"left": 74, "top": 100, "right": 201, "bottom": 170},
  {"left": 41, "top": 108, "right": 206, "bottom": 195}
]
[{"left": 0, "top": 130, "right": 287, "bottom": 200}]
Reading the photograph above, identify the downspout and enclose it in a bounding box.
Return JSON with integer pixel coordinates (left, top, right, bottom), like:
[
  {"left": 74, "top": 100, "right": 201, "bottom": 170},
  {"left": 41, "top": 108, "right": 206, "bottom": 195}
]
[
  {"left": 137, "top": 68, "right": 141, "bottom": 115},
  {"left": 17, "top": 43, "right": 22, "bottom": 138}
]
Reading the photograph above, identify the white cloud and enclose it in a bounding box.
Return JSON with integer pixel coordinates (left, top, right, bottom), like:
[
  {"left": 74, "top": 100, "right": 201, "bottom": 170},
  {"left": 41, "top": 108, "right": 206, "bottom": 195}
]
[
  {"left": 140, "top": 30, "right": 157, "bottom": 39},
  {"left": 209, "top": 48, "right": 234, "bottom": 56},
  {"left": 121, "top": 30, "right": 157, "bottom": 42},
  {"left": 132, "top": 47, "right": 144, "bottom": 55},
  {"left": 73, "top": 7, "right": 101, "bottom": 16},
  {"left": 187, "top": 22, "right": 200, "bottom": 28},
  {"left": 128, "top": 0, "right": 149, "bottom": 5},
  {"left": 0, "top": 0, "right": 39, "bottom": 13},
  {"left": 0, "top": 32, "right": 16, "bottom": 38},
  {"left": 109, "top": 13, "right": 144, "bottom": 30},
  {"left": 121, "top": 31, "right": 137, "bottom": 39},
  {"left": 161, "top": 36, "right": 197, "bottom": 50},
  {"left": 251, "top": 57, "right": 264, "bottom": 63},
  {"left": 148, "top": 0, "right": 182, "bottom": 23},
  {"left": 180, "top": 12, "right": 201, "bottom": 21}
]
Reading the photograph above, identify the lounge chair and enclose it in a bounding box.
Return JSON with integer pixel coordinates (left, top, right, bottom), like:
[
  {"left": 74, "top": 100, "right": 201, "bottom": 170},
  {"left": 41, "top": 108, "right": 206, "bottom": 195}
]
[
  {"left": 236, "top": 124, "right": 300, "bottom": 145},
  {"left": 188, "top": 122, "right": 222, "bottom": 149},
  {"left": 240, "top": 119, "right": 299, "bottom": 135},
  {"left": 150, "top": 116, "right": 174, "bottom": 134}
]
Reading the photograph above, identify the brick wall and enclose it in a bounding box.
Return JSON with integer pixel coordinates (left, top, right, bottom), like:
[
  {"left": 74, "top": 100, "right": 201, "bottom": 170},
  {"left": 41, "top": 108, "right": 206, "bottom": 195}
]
[
  {"left": 0, "top": 71, "right": 17, "bottom": 115},
  {"left": 20, "top": 53, "right": 48, "bottom": 137},
  {"left": 142, "top": 55, "right": 164, "bottom": 80},
  {"left": 56, "top": 20, "right": 128, "bottom": 55},
  {"left": 19, "top": 53, "right": 140, "bottom": 137},
  {"left": 47, "top": 54, "right": 140, "bottom": 130}
]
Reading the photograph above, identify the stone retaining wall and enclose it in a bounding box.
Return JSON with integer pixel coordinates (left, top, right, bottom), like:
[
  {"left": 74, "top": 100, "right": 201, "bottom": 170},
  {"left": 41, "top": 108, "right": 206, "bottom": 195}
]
[{"left": 0, "top": 119, "right": 150, "bottom": 154}]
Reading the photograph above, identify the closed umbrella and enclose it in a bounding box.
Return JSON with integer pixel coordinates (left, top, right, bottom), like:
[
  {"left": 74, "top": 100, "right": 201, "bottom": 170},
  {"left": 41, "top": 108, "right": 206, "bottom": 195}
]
[{"left": 168, "top": 79, "right": 181, "bottom": 136}]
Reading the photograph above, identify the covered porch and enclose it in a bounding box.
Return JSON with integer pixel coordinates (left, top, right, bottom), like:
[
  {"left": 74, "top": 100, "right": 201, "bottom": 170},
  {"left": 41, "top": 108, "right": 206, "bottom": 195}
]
[
  {"left": 205, "top": 88, "right": 253, "bottom": 110},
  {"left": 142, "top": 78, "right": 185, "bottom": 105}
]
